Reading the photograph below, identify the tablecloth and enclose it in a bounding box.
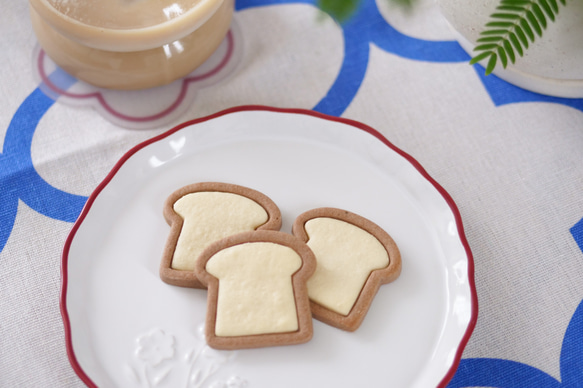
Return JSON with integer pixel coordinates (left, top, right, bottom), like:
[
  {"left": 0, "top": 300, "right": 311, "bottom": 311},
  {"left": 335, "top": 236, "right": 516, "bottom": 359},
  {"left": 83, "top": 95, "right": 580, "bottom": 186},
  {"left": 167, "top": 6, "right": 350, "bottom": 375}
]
[{"left": 2, "top": 0, "right": 583, "bottom": 387}]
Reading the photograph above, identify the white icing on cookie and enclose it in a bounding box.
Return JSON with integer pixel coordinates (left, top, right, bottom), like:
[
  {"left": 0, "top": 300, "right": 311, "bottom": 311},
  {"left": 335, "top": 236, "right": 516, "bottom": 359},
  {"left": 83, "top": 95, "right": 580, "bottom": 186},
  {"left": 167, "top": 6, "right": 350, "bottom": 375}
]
[
  {"left": 171, "top": 192, "right": 268, "bottom": 271},
  {"left": 206, "top": 242, "right": 302, "bottom": 337},
  {"left": 305, "top": 217, "right": 389, "bottom": 316}
]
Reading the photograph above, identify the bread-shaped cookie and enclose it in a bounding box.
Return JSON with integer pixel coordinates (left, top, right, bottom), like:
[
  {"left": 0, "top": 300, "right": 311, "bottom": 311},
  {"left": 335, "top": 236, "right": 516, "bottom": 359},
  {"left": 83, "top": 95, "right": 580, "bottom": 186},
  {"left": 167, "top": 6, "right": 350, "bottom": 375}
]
[
  {"left": 160, "top": 182, "right": 282, "bottom": 289},
  {"left": 292, "top": 208, "right": 401, "bottom": 331},
  {"left": 195, "top": 231, "right": 316, "bottom": 350}
]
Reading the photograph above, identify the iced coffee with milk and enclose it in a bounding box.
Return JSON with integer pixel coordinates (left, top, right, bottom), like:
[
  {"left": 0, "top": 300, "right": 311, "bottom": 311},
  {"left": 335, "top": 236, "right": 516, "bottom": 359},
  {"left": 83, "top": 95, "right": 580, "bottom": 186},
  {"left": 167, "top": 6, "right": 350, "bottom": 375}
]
[{"left": 29, "top": 0, "right": 234, "bottom": 89}]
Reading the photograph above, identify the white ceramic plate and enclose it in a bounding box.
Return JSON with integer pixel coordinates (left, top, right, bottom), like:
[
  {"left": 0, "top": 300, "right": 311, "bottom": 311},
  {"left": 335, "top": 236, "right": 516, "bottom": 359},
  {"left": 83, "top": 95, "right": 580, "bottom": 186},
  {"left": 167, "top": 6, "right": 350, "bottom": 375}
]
[
  {"left": 62, "top": 107, "right": 477, "bottom": 388},
  {"left": 436, "top": 0, "right": 583, "bottom": 98}
]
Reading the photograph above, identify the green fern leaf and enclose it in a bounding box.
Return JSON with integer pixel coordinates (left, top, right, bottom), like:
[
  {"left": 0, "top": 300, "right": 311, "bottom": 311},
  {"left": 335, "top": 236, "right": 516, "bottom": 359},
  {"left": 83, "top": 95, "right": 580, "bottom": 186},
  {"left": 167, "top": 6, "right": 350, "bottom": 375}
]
[
  {"left": 485, "top": 53, "right": 498, "bottom": 75},
  {"left": 532, "top": 3, "right": 547, "bottom": 27},
  {"left": 548, "top": 0, "right": 559, "bottom": 12},
  {"left": 486, "top": 21, "right": 517, "bottom": 28},
  {"left": 491, "top": 12, "right": 522, "bottom": 19},
  {"left": 520, "top": 18, "right": 536, "bottom": 40},
  {"left": 317, "top": 0, "right": 417, "bottom": 24},
  {"left": 469, "top": 51, "right": 493, "bottom": 65},
  {"left": 317, "top": 0, "right": 361, "bottom": 23},
  {"left": 500, "top": 0, "right": 529, "bottom": 5},
  {"left": 508, "top": 32, "right": 524, "bottom": 56},
  {"left": 515, "top": 25, "right": 530, "bottom": 47},
  {"left": 498, "top": 46, "right": 508, "bottom": 68},
  {"left": 470, "top": 0, "right": 568, "bottom": 75},
  {"left": 481, "top": 29, "right": 513, "bottom": 35},
  {"left": 548, "top": 0, "right": 559, "bottom": 13},
  {"left": 497, "top": 5, "right": 526, "bottom": 12},
  {"left": 526, "top": 10, "right": 543, "bottom": 35},
  {"left": 503, "top": 40, "right": 516, "bottom": 63},
  {"left": 538, "top": 0, "right": 556, "bottom": 21},
  {"left": 474, "top": 43, "right": 501, "bottom": 51},
  {"left": 477, "top": 36, "right": 505, "bottom": 43}
]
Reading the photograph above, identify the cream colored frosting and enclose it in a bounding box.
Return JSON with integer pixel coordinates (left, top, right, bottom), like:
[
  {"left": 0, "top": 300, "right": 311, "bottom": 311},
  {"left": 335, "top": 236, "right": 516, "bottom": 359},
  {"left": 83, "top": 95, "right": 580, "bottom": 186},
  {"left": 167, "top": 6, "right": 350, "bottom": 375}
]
[
  {"left": 305, "top": 217, "right": 389, "bottom": 316},
  {"left": 171, "top": 192, "right": 268, "bottom": 271},
  {"left": 206, "top": 242, "right": 302, "bottom": 337}
]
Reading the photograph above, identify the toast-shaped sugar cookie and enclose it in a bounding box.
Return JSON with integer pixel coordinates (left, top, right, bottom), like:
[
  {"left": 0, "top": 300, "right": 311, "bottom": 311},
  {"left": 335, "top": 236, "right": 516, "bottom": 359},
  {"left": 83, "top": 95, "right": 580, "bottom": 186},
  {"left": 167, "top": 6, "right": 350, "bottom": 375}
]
[
  {"left": 292, "top": 208, "right": 401, "bottom": 331},
  {"left": 195, "top": 231, "right": 316, "bottom": 350},
  {"left": 160, "top": 182, "right": 282, "bottom": 289}
]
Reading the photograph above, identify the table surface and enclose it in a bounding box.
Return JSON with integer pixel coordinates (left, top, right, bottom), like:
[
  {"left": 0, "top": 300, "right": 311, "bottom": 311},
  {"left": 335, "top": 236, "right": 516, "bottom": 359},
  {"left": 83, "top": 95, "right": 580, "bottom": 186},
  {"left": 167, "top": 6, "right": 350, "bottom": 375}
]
[{"left": 2, "top": 1, "right": 583, "bottom": 387}]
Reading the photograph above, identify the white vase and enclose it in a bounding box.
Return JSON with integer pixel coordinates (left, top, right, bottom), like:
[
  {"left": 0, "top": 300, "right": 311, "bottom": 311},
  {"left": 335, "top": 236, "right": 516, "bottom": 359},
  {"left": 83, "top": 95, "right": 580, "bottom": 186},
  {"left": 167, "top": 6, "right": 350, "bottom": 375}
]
[{"left": 436, "top": 0, "right": 583, "bottom": 98}]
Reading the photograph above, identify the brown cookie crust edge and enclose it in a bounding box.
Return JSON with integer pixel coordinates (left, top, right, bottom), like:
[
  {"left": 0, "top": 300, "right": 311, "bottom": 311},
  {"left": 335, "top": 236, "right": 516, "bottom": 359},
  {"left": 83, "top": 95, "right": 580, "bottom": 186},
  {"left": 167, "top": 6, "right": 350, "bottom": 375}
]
[
  {"left": 160, "top": 182, "right": 282, "bottom": 289},
  {"left": 194, "top": 230, "right": 316, "bottom": 350},
  {"left": 292, "top": 207, "right": 401, "bottom": 332}
]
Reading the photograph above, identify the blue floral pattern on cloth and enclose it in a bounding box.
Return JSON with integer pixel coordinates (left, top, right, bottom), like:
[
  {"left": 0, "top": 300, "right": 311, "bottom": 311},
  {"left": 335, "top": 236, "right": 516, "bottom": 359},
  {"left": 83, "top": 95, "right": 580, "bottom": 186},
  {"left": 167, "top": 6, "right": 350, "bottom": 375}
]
[
  {"left": 1, "top": 69, "right": 87, "bottom": 251},
  {"left": 475, "top": 66, "right": 583, "bottom": 113},
  {"left": 448, "top": 295, "right": 583, "bottom": 387},
  {"left": 1, "top": 0, "right": 582, "bottom": 385},
  {"left": 572, "top": 220, "right": 583, "bottom": 255}
]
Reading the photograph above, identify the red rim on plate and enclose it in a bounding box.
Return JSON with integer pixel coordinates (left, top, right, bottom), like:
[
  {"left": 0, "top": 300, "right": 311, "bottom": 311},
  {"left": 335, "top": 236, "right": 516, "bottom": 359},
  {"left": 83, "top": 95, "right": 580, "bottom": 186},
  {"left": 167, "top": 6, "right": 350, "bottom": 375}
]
[{"left": 60, "top": 105, "right": 478, "bottom": 388}]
